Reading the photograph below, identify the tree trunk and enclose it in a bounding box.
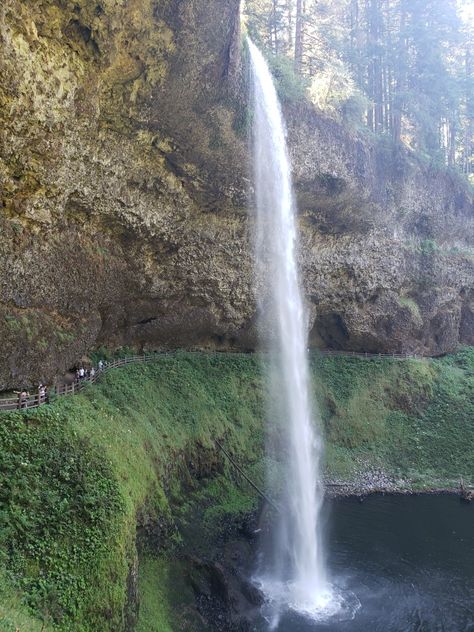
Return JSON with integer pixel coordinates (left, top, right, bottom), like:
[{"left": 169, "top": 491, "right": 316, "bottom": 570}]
[
  {"left": 366, "top": 0, "right": 384, "bottom": 132},
  {"left": 464, "top": 47, "right": 473, "bottom": 174},
  {"left": 272, "top": 0, "right": 279, "bottom": 53},
  {"left": 392, "top": 0, "right": 407, "bottom": 144},
  {"left": 295, "top": 0, "right": 304, "bottom": 73},
  {"left": 287, "top": 0, "right": 294, "bottom": 54},
  {"left": 350, "top": 0, "right": 364, "bottom": 87},
  {"left": 448, "top": 119, "right": 456, "bottom": 167}
]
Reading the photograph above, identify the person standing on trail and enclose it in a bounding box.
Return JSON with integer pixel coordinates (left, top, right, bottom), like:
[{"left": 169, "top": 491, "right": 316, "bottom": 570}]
[
  {"left": 38, "top": 384, "right": 46, "bottom": 404},
  {"left": 98, "top": 360, "right": 104, "bottom": 371},
  {"left": 18, "top": 389, "right": 29, "bottom": 409},
  {"left": 79, "top": 367, "right": 85, "bottom": 380}
]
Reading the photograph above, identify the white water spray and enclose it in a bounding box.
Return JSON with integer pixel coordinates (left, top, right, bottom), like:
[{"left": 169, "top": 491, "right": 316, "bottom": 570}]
[{"left": 248, "top": 40, "right": 333, "bottom": 623}]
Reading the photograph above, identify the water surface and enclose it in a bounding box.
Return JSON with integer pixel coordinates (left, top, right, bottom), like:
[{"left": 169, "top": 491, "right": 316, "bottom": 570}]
[{"left": 256, "top": 495, "right": 474, "bottom": 631}]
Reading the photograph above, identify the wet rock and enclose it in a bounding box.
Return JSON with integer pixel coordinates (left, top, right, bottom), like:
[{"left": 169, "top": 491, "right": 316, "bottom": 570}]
[
  {"left": 125, "top": 552, "right": 139, "bottom": 631},
  {"left": 136, "top": 509, "right": 175, "bottom": 553},
  {"left": 187, "top": 557, "right": 230, "bottom": 603},
  {"left": 183, "top": 539, "right": 265, "bottom": 631},
  {"left": 186, "top": 556, "right": 235, "bottom": 630},
  {"left": 239, "top": 577, "right": 265, "bottom": 606}
]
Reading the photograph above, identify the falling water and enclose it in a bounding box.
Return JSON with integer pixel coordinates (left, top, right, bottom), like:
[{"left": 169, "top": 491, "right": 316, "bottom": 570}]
[
  {"left": 248, "top": 40, "right": 361, "bottom": 628},
  {"left": 248, "top": 39, "right": 334, "bottom": 624}
]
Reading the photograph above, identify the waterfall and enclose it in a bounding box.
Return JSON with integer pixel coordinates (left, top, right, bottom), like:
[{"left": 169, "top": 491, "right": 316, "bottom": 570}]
[{"left": 248, "top": 39, "right": 333, "bottom": 623}]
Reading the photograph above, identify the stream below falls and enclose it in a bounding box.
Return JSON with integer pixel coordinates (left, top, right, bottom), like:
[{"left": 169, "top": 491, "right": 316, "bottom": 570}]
[{"left": 253, "top": 494, "right": 474, "bottom": 632}]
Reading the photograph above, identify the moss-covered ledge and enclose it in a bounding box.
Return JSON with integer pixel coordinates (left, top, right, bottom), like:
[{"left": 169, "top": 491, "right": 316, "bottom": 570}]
[{"left": 1, "top": 349, "right": 473, "bottom": 630}]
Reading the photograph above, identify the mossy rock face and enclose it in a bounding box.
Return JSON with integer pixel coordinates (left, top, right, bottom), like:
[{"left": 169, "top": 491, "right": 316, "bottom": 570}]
[
  {"left": 0, "top": 0, "right": 250, "bottom": 389},
  {"left": 0, "top": 0, "right": 473, "bottom": 388}
]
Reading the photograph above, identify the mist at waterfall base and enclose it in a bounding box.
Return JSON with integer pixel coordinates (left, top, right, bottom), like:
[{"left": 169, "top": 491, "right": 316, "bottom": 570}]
[
  {"left": 248, "top": 39, "right": 357, "bottom": 627},
  {"left": 251, "top": 495, "right": 474, "bottom": 631}
]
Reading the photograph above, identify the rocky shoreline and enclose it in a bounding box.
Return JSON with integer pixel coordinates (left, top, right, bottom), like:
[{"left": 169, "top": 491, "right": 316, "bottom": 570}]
[
  {"left": 325, "top": 475, "right": 467, "bottom": 499},
  {"left": 326, "top": 483, "right": 465, "bottom": 499}
]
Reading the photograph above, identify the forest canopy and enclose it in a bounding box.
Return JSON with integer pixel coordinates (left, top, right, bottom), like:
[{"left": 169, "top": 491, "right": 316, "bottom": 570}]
[{"left": 243, "top": 0, "right": 474, "bottom": 179}]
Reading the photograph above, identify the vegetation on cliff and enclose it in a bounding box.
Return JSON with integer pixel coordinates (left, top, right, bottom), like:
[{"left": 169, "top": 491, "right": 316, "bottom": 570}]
[
  {"left": 0, "top": 349, "right": 473, "bottom": 630},
  {"left": 314, "top": 348, "right": 474, "bottom": 487},
  {"left": 244, "top": 0, "right": 474, "bottom": 177},
  {"left": 0, "top": 353, "right": 264, "bottom": 631}
]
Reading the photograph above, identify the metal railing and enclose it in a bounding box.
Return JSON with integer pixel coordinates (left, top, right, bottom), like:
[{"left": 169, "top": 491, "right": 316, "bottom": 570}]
[
  {"left": 0, "top": 348, "right": 437, "bottom": 412},
  {"left": 318, "top": 350, "right": 427, "bottom": 360},
  {"left": 0, "top": 354, "right": 160, "bottom": 412}
]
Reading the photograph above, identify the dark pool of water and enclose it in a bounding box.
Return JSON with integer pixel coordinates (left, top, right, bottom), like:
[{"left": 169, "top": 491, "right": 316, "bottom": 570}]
[{"left": 256, "top": 495, "right": 474, "bottom": 632}]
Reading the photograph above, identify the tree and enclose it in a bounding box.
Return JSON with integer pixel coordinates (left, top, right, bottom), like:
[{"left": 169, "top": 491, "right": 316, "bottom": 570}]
[
  {"left": 243, "top": 0, "right": 473, "bottom": 176},
  {"left": 294, "top": 0, "right": 305, "bottom": 73}
]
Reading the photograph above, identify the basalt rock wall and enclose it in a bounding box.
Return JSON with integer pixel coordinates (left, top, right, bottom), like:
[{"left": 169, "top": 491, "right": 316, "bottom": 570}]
[{"left": 0, "top": 0, "right": 473, "bottom": 389}]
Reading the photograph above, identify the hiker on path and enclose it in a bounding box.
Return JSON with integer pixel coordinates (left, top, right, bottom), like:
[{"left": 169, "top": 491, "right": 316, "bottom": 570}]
[{"left": 18, "top": 389, "right": 29, "bottom": 409}]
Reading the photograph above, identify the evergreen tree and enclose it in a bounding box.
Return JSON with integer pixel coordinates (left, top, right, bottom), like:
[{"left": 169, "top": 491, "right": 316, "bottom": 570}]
[{"left": 243, "top": 0, "right": 473, "bottom": 177}]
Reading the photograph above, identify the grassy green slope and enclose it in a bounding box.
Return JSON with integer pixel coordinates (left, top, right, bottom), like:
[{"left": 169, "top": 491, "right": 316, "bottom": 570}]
[
  {"left": 0, "top": 353, "right": 264, "bottom": 631},
  {"left": 0, "top": 567, "right": 50, "bottom": 632},
  {"left": 313, "top": 348, "right": 474, "bottom": 487},
  {"left": 0, "top": 349, "right": 473, "bottom": 630}
]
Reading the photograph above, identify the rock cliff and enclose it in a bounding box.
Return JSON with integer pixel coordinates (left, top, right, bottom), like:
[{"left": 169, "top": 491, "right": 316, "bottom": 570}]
[{"left": 0, "top": 0, "right": 473, "bottom": 389}]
